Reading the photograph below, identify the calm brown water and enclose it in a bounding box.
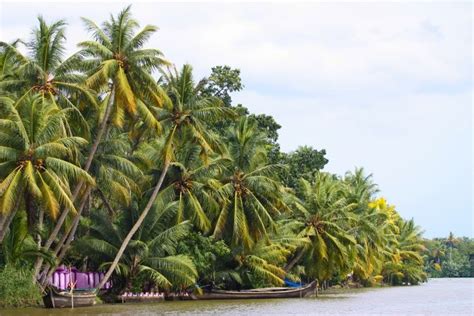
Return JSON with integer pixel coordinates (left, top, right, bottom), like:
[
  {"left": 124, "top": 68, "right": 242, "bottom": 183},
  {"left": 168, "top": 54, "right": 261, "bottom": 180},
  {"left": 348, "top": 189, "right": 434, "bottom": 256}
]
[{"left": 0, "top": 278, "right": 472, "bottom": 315}]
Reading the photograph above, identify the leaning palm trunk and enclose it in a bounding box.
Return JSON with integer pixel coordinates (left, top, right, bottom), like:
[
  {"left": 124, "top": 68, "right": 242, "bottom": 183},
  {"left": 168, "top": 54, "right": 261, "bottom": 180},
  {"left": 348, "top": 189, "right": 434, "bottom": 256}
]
[
  {"left": 97, "top": 188, "right": 116, "bottom": 215},
  {"left": 0, "top": 208, "right": 18, "bottom": 244},
  {"left": 39, "top": 187, "right": 92, "bottom": 287},
  {"left": 33, "top": 88, "right": 116, "bottom": 280},
  {"left": 0, "top": 196, "right": 23, "bottom": 244},
  {"left": 284, "top": 248, "right": 307, "bottom": 272},
  {"left": 95, "top": 161, "right": 170, "bottom": 291},
  {"left": 37, "top": 209, "right": 44, "bottom": 247}
]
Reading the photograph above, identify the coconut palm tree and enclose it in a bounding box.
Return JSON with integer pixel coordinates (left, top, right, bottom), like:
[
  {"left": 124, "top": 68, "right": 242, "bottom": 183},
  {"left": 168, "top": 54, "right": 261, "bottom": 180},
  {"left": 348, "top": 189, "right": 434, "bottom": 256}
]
[
  {"left": 33, "top": 5, "right": 169, "bottom": 279},
  {"left": 72, "top": 4, "right": 167, "bottom": 144},
  {"left": 95, "top": 63, "right": 234, "bottom": 290},
  {"left": 144, "top": 142, "right": 227, "bottom": 233},
  {"left": 0, "top": 95, "right": 94, "bottom": 243},
  {"left": 0, "top": 17, "right": 96, "bottom": 109},
  {"left": 213, "top": 117, "right": 287, "bottom": 250},
  {"left": 285, "top": 174, "right": 356, "bottom": 282},
  {"left": 342, "top": 169, "right": 390, "bottom": 285},
  {"left": 344, "top": 168, "right": 378, "bottom": 209},
  {"left": 349, "top": 207, "right": 394, "bottom": 286},
  {"left": 383, "top": 218, "right": 426, "bottom": 285}
]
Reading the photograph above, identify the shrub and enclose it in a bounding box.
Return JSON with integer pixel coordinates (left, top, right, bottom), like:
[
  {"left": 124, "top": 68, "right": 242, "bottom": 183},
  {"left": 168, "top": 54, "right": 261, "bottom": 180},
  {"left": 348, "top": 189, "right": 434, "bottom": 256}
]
[{"left": 0, "top": 265, "right": 42, "bottom": 307}]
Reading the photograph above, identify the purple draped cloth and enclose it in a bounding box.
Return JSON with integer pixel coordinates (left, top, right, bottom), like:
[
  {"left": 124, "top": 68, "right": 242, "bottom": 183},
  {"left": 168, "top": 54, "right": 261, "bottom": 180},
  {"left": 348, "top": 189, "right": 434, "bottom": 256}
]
[{"left": 48, "top": 265, "right": 111, "bottom": 290}]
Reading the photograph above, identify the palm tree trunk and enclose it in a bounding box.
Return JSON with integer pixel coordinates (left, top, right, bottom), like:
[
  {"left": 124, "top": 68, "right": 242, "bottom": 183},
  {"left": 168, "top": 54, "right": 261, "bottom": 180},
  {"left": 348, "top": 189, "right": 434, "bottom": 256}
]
[
  {"left": 95, "top": 161, "right": 170, "bottom": 291},
  {"left": 33, "top": 87, "right": 116, "bottom": 280},
  {"left": 25, "top": 191, "right": 35, "bottom": 233},
  {"left": 83, "top": 87, "right": 116, "bottom": 172},
  {"left": 0, "top": 191, "right": 23, "bottom": 244},
  {"left": 37, "top": 209, "right": 44, "bottom": 247},
  {"left": 0, "top": 214, "right": 8, "bottom": 243},
  {"left": 97, "top": 188, "right": 116, "bottom": 215},
  {"left": 0, "top": 207, "right": 18, "bottom": 244},
  {"left": 39, "top": 187, "right": 92, "bottom": 286},
  {"left": 284, "top": 247, "right": 306, "bottom": 272}
]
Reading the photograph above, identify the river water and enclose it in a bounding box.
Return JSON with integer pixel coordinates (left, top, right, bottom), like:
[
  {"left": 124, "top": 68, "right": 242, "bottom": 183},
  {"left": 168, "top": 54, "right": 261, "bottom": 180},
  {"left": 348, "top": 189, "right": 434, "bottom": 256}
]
[{"left": 0, "top": 278, "right": 472, "bottom": 315}]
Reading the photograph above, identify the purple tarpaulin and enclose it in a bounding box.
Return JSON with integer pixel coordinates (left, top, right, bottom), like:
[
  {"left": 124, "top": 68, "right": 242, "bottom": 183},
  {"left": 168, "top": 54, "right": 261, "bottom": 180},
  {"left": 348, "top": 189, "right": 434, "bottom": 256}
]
[{"left": 47, "top": 265, "right": 112, "bottom": 290}]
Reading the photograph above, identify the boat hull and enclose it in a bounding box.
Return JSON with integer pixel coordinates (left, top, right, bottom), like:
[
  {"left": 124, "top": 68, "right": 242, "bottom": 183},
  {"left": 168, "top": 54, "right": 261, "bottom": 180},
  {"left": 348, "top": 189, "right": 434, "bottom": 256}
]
[
  {"left": 119, "top": 296, "right": 165, "bottom": 303},
  {"left": 192, "top": 281, "right": 317, "bottom": 300},
  {"left": 43, "top": 288, "right": 97, "bottom": 308}
]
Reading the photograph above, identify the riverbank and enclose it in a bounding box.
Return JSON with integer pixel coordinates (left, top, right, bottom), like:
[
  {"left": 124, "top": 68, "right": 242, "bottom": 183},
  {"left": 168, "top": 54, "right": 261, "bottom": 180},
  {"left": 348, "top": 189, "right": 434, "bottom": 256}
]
[{"left": 0, "top": 278, "right": 472, "bottom": 315}]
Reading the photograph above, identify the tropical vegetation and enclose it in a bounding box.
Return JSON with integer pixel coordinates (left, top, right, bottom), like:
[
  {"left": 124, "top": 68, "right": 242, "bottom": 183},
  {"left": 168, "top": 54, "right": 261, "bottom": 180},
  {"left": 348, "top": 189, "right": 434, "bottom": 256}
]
[
  {"left": 0, "top": 6, "right": 435, "bottom": 307},
  {"left": 424, "top": 233, "right": 473, "bottom": 278}
]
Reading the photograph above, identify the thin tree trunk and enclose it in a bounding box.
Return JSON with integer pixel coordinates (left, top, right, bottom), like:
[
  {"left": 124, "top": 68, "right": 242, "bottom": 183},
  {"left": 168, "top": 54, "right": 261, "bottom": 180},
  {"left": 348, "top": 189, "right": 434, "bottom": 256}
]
[
  {"left": 95, "top": 162, "right": 170, "bottom": 291},
  {"left": 39, "top": 187, "right": 92, "bottom": 286},
  {"left": 97, "top": 188, "right": 116, "bottom": 215},
  {"left": 33, "top": 88, "right": 116, "bottom": 280},
  {"left": 284, "top": 247, "right": 306, "bottom": 272},
  {"left": 0, "top": 213, "right": 7, "bottom": 241},
  {"left": 0, "top": 192, "right": 23, "bottom": 244},
  {"left": 0, "top": 207, "right": 18, "bottom": 244},
  {"left": 25, "top": 191, "right": 35, "bottom": 233},
  {"left": 37, "top": 209, "right": 44, "bottom": 247},
  {"left": 83, "top": 88, "right": 116, "bottom": 173}
]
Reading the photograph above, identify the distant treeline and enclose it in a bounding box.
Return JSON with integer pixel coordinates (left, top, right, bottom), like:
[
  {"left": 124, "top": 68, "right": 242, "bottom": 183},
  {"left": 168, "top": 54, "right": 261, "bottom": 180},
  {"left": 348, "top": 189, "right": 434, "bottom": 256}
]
[{"left": 424, "top": 233, "right": 474, "bottom": 278}]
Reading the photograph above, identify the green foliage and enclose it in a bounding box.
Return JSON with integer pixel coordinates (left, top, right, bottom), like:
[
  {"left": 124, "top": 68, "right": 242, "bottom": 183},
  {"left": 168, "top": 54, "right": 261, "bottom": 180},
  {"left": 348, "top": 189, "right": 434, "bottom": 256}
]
[
  {"left": 279, "top": 146, "right": 328, "bottom": 188},
  {"left": 0, "top": 265, "right": 42, "bottom": 307},
  {"left": 0, "top": 95, "right": 93, "bottom": 224},
  {"left": 203, "top": 65, "right": 243, "bottom": 106},
  {"left": 73, "top": 206, "right": 198, "bottom": 291},
  {"left": 0, "top": 212, "right": 54, "bottom": 267},
  {"left": 213, "top": 117, "right": 287, "bottom": 249},
  {"left": 291, "top": 173, "right": 356, "bottom": 281},
  {"left": 0, "top": 7, "right": 429, "bottom": 295},
  {"left": 381, "top": 219, "right": 427, "bottom": 285},
  {"left": 424, "top": 235, "right": 473, "bottom": 278},
  {"left": 177, "top": 232, "right": 232, "bottom": 284}
]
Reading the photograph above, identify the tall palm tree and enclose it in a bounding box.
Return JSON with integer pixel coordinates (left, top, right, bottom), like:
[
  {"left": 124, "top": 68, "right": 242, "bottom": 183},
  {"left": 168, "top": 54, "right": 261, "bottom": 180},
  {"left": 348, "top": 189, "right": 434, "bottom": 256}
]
[
  {"left": 213, "top": 117, "right": 287, "bottom": 250},
  {"left": 383, "top": 218, "right": 426, "bottom": 285},
  {"left": 343, "top": 169, "right": 388, "bottom": 285},
  {"left": 286, "top": 174, "right": 356, "bottom": 282},
  {"left": 0, "top": 17, "right": 96, "bottom": 108},
  {"left": 73, "top": 4, "right": 167, "bottom": 148},
  {"left": 33, "top": 5, "right": 168, "bottom": 279},
  {"left": 446, "top": 232, "right": 459, "bottom": 262},
  {"left": 0, "top": 95, "right": 94, "bottom": 243},
  {"left": 95, "top": 63, "right": 234, "bottom": 290}
]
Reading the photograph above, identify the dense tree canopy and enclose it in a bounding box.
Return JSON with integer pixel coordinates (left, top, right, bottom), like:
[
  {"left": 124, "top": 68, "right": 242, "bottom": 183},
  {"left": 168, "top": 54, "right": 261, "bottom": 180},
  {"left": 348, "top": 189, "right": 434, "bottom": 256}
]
[{"left": 0, "top": 7, "right": 450, "bottom": 307}]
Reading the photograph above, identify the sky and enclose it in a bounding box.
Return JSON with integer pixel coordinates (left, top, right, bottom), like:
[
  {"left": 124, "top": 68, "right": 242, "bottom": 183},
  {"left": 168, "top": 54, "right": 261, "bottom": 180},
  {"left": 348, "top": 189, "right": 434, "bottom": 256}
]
[{"left": 0, "top": 1, "right": 472, "bottom": 238}]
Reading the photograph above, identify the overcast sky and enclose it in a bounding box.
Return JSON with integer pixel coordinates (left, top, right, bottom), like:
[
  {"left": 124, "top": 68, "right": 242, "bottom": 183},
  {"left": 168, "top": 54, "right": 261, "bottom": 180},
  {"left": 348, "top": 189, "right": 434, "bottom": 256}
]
[{"left": 1, "top": 1, "right": 472, "bottom": 238}]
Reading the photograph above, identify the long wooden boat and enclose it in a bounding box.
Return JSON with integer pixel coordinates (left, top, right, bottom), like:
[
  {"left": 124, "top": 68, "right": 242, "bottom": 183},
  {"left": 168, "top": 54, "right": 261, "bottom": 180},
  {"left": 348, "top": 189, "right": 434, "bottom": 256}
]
[
  {"left": 43, "top": 287, "right": 97, "bottom": 308},
  {"left": 191, "top": 281, "right": 317, "bottom": 300},
  {"left": 164, "top": 293, "right": 193, "bottom": 301}
]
